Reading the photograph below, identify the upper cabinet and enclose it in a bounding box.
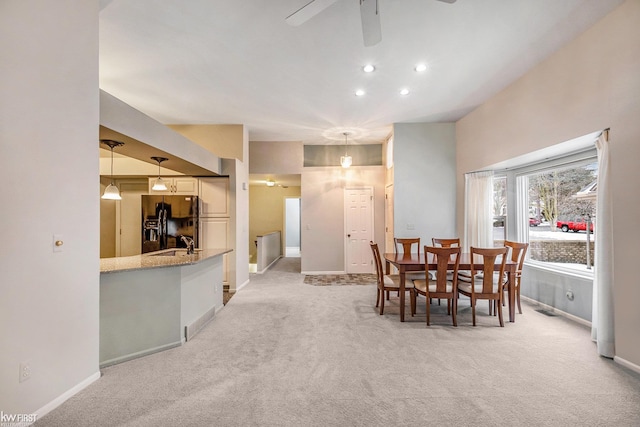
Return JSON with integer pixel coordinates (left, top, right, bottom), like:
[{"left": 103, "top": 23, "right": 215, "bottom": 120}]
[
  {"left": 148, "top": 177, "right": 198, "bottom": 195},
  {"left": 199, "top": 177, "right": 229, "bottom": 217}
]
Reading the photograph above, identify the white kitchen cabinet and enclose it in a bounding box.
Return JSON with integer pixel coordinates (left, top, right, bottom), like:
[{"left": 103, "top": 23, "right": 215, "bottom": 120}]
[
  {"left": 198, "top": 177, "right": 229, "bottom": 217},
  {"left": 148, "top": 177, "right": 198, "bottom": 195},
  {"left": 200, "top": 217, "right": 230, "bottom": 286}
]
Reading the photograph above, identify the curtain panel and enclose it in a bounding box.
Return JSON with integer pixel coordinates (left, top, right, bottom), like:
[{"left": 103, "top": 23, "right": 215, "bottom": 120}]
[{"left": 463, "top": 170, "right": 494, "bottom": 252}]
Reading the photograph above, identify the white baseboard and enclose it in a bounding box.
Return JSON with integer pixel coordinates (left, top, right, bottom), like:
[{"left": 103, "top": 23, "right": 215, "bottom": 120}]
[
  {"left": 257, "top": 255, "right": 282, "bottom": 274},
  {"left": 35, "top": 370, "right": 101, "bottom": 422},
  {"left": 520, "top": 296, "right": 592, "bottom": 328},
  {"left": 235, "top": 278, "right": 250, "bottom": 292},
  {"left": 99, "top": 341, "right": 182, "bottom": 368},
  {"left": 614, "top": 356, "right": 640, "bottom": 375}
]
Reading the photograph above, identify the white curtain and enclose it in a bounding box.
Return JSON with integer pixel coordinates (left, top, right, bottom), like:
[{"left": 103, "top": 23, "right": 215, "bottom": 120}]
[
  {"left": 591, "top": 130, "right": 615, "bottom": 358},
  {"left": 464, "top": 171, "right": 494, "bottom": 252}
]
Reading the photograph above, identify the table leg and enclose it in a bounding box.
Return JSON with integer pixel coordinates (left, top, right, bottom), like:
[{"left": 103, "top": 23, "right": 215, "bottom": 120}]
[
  {"left": 399, "top": 268, "right": 405, "bottom": 322},
  {"left": 508, "top": 269, "right": 515, "bottom": 322}
]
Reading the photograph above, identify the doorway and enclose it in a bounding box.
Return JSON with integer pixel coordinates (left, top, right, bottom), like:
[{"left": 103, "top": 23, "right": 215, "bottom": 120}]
[
  {"left": 284, "top": 197, "right": 301, "bottom": 257},
  {"left": 344, "top": 187, "right": 374, "bottom": 273}
]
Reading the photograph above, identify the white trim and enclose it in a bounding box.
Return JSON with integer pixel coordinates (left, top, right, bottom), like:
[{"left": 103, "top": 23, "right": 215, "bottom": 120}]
[
  {"left": 521, "top": 296, "right": 591, "bottom": 327},
  {"left": 256, "top": 255, "right": 282, "bottom": 274},
  {"left": 235, "top": 278, "right": 250, "bottom": 291},
  {"left": 613, "top": 356, "right": 640, "bottom": 376},
  {"left": 524, "top": 260, "right": 594, "bottom": 280},
  {"left": 100, "top": 341, "right": 182, "bottom": 368},
  {"left": 34, "top": 371, "right": 101, "bottom": 421}
]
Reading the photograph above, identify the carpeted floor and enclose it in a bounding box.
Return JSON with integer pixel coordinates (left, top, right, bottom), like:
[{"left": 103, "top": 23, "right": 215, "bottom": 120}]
[{"left": 36, "top": 256, "right": 640, "bottom": 426}]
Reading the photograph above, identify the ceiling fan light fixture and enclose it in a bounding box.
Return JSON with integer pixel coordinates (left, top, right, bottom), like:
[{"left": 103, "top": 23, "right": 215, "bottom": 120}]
[
  {"left": 363, "top": 64, "right": 375, "bottom": 73},
  {"left": 415, "top": 63, "right": 428, "bottom": 72},
  {"left": 400, "top": 88, "right": 410, "bottom": 96},
  {"left": 355, "top": 89, "right": 366, "bottom": 97}
]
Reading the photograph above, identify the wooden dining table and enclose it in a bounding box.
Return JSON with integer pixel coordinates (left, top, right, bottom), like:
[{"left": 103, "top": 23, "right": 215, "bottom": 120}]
[{"left": 383, "top": 252, "right": 518, "bottom": 323}]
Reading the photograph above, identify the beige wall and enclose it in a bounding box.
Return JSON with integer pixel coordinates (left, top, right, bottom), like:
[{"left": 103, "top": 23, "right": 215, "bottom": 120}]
[
  {"left": 1, "top": 0, "right": 101, "bottom": 415},
  {"left": 250, "top": 141, "right": 304, "bottom": 174},
  {"left": 249, "top": 185, "right": 301, "bottom": 262},
  {"left": 456, "top": 0, "right": 640, "bottom": 367},
  {"left": 170, "top": 124, "right": 245, "bottom": 161},
  {"left": 301, "top": 166, "right": 385, "bottom": 273}
]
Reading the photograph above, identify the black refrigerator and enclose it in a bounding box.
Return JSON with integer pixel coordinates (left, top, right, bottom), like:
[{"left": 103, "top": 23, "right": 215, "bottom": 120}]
[{"left": 141, "top": 195, "right": 199, "bottom": 253}]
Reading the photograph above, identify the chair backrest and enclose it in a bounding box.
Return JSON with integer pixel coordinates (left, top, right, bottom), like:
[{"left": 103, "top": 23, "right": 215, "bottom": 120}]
[
  {"left": 504, "top": 240, "right": 529, "bottom": 274},
  {"left": 394, "top": 238, "right": 420, "bottom": 254},
  {"left": 425, "top": 245, "right": 460, "bottom": 293},
  {"left": 470, "top": 246, "right": 508, "bottom": 294},
  {"left": 432, "top": 238, "right": 460, "bottom": 248},
  {"left": 369, "top": 241, "right": 384, "bottom": 286}
]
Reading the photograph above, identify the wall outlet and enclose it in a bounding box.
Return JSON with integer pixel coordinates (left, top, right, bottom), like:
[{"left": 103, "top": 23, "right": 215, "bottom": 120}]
[{"left": 19, "top": 362, "right": 31, "bottom": 383}]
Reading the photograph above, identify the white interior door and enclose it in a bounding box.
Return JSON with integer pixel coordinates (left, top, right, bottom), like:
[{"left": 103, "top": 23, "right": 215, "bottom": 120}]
[{"left": 344, "top": 187, "right": 374, "bottom": 273}]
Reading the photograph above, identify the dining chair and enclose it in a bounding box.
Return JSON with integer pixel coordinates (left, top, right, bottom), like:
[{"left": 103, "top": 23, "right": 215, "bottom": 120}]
[
  {"left": 370, "top": 241, "right": 414, "bottom": 315},
  {"left": 431, "top": 238, "right": 460, "bottom": 248},
  {"left": 457, "top": 246, "right": 509, "bottom": 327},
  {"left": 411, "top": 245, "right": 460, "bottom": 326},
  {"left": 392, "top": 238, "right": 424, "bottom": 299},
  {"left": 501, "top": 240, "right": 529, "bottom": 314}
]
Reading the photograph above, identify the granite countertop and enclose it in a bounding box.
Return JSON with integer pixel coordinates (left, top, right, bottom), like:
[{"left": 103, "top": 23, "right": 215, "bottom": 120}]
[{"left": 100, "top": 248, "right": 232, "bottom": 274}]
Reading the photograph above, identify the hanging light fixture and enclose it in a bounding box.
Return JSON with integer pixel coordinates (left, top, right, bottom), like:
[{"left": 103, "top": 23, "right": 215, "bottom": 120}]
[
  {"left": 340, "top": 132, "right": 352, "bottom": 168},
  {"left": 101, "top": 139, "right": 124, "bottom": 200},
  {"left": 150, "top": 156, "right": 169, "bottom": 191}
]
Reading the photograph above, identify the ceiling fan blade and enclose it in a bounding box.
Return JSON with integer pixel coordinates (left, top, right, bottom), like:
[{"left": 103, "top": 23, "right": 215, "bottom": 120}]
[
  {"left": 360, "top": 0, "right": 382, "bottom": 47},
  {"left": 286, "top": 0, "right": 339, "bottom": 26}
]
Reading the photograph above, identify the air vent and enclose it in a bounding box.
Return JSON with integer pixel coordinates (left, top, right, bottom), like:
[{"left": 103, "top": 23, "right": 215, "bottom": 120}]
[{"left": 536, "top": 309, "right": 557, "bottom": 317}]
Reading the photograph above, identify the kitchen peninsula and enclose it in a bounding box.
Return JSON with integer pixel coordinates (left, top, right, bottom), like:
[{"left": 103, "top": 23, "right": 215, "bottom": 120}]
[{"left": 99, "top": 248, "right": 232, "bottom": 367}]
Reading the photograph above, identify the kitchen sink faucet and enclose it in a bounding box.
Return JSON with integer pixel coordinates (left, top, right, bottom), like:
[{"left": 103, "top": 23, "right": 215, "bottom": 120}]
[{"left": 180, "top": 235, "right": 195, "bottom": 254}]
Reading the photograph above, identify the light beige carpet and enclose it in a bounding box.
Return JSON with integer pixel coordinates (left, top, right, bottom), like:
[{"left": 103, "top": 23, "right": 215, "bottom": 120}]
[{"left": 36, "top": 257, "right": 640, "bottom": 426}]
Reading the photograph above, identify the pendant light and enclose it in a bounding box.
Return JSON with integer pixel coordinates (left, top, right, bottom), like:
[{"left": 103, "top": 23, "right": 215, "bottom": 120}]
[
  {"left": 101, "top": 140, "right": 124, "bottom": 200},
  {"left": 340, "top": 132, "right": 352, "bottom": 168},
  {"left": 151, "top": 156, "right": 169, "bottom": 191}
]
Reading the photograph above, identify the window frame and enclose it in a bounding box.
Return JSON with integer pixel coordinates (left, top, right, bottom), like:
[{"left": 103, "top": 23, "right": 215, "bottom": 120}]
[{"left": 497, "top": 147, "right": 597, "bottom": 278}]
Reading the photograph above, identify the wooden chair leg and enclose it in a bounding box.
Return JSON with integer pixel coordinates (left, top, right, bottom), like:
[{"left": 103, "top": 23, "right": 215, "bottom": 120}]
[
  {"left": 380, "top": 289, "right": 385, "bottom": 315},
  {"left": 516, "top": 287, "right": 522, "bottom": 314},
  {"left": 376, "top": 287, "right": 380, "bottom": 308},
  {"left": 447, "top": 299, "right": 451, "bottom": 315},
  {"left": 497, "top": 298, "right": 504, "bottom": 327},
  {"left": 410, "top": 289, "right": 416, "bottom": 316},
  {"left": 426, "top": 295, "right": 431, "bottom": 326},
  {"left": 451, "top": 297, "right": 457, "bottom": 327},
  {"left": 471, "top": 297, "right": 476, "bottom": 326}
]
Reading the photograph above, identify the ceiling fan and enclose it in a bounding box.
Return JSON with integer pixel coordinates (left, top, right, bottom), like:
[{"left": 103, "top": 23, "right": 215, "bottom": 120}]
[{"left": 286, "top": 0, "right": 457, "bottom": 47}]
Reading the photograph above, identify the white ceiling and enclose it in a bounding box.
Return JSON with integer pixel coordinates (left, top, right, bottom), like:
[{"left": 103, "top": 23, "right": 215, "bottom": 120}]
[{"left": 99, "top": 0, "right": 622, "bottom": 147}]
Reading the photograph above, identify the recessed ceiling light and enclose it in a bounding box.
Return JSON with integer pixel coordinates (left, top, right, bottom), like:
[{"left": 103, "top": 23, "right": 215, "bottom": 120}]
[
  {"left": 355, "top": 89, "right": 366, "bottom": 97},
  {"left": 363, "top": 64, "right": 375, "bottom": 73},
  {"left": 400, "top": 88, "right": 410, "bottom": 96},
  {"left": 415, "top": 63, "right": 428, "bottom": 72}
]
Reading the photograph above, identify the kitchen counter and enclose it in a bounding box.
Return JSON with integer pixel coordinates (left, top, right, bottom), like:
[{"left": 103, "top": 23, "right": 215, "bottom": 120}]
[
  {"left": 99, "top": 247, "right": 232, "bottom": 367},
  {"left": 100, "top": 247, "right": 232, "bottom": 273}
]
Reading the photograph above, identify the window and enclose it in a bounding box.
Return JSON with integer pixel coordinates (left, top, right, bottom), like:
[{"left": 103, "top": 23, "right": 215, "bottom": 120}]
[
  {"left": 525, "top": 161, "right": 597, "bottom": 272},
  {"left": 492, "top": 142, "right": 598, "bottom": 275},
  {"left": 492, "top": 175, "right": 507, "bottom": 246}
]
